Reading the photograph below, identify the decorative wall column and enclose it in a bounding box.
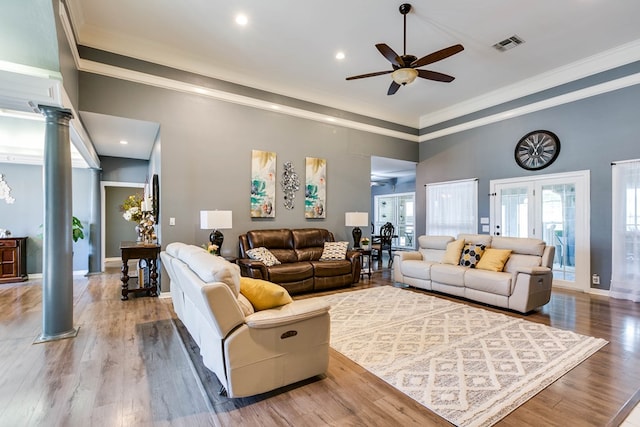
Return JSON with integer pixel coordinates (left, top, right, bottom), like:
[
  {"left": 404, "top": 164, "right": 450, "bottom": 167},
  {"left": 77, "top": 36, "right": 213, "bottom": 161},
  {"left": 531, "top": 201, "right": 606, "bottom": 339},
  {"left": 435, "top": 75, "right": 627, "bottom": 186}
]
[
  {"left": 36, "top": 105, "right": 78, "bottom": 343},
  {"left": 88, "top": 167, "right": 102, "bottom": 274}
]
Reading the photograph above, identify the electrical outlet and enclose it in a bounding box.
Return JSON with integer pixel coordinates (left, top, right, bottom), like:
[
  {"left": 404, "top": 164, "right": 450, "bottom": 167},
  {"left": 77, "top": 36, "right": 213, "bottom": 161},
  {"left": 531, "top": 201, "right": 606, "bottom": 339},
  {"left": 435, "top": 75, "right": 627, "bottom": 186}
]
[
  {"left": 169, "top": 217, "right": 176, "bottom": 226},
  {"left": 592, "top": 274, "right": 600, "bottom": 285}
]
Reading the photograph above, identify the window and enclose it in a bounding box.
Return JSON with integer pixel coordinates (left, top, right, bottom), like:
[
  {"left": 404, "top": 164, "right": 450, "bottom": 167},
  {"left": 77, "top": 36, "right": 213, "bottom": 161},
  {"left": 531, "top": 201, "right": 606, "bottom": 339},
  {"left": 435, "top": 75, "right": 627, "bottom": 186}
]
[{"left": 425, "top": 178, "right": 478, "bottom": 236}]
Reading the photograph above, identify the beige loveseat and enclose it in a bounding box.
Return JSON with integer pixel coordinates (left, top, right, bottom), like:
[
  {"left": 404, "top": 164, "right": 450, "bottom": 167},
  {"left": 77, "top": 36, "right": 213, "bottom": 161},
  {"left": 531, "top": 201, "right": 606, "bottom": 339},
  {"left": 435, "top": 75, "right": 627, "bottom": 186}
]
[
  {"left": 161, "top": 242, "right": 331, "bottom": 398},
  {"left": 393, "top": 234, "right": 555, "bottom": 313}
]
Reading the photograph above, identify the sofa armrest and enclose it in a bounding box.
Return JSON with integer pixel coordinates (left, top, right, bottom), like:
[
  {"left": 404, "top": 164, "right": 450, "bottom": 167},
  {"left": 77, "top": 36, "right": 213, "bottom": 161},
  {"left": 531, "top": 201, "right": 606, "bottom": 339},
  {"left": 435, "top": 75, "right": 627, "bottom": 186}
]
[
  {"left": 395, "top": 251, "right": 423, "bottom": 262},
  {"left": 245, "top": 299, "right": 331, "bottom": 329},
  {"left": 513, "top": 265, "right": 551, "bottom": 275},
  {"left": 237, "top": 258, "right": 268, "bottom": 280},
  {"left": 346, "top": 250, "right": 362, "bottom": 283},
  {"left": 345, "top": 250, "right": 360, "bottom": 262}
]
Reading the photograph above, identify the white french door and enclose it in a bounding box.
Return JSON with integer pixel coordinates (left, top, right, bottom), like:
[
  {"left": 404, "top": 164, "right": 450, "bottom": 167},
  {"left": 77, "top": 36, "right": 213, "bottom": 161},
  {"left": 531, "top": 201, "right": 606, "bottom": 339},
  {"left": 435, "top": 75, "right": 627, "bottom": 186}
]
[{"left": 490, "top": 171, "right": 590, "bottom": 291}]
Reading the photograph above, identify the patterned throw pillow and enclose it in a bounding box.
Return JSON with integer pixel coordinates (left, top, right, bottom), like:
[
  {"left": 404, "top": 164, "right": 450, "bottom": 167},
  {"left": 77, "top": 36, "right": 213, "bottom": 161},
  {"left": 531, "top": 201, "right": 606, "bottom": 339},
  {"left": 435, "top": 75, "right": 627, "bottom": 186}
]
[
  {"left": 459, "top": 243, "right": 486, "bottom": 268},
  {"left": 246, "top": 247, "right": 281, "bottom": 267},
  {"left": 319, "top": 241, "right": 349, "bottom": 261}
]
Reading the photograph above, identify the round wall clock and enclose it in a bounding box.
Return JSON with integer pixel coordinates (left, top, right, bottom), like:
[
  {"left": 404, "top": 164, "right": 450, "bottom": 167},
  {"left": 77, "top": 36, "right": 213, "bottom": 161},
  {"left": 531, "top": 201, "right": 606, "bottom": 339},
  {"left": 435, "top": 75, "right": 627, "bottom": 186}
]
[{"left": 514, "top": 130, "right": 560, "bottom": 171}]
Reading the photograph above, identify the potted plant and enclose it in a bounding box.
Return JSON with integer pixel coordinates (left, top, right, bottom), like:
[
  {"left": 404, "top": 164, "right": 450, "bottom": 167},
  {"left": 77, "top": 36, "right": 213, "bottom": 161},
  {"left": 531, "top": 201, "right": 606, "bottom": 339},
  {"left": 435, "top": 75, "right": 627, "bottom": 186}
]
[
  {"left": 361, "top": 237, "right": 370, "bottom": 250},
  {"left": 72, "top": 216, "right": 85, "bottom": 242}
]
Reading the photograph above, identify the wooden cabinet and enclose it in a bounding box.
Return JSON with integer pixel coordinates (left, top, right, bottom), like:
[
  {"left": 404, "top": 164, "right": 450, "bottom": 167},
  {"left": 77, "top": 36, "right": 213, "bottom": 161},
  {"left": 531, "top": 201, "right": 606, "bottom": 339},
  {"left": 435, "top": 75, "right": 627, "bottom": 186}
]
[{"left": 0, "top": 237, "right": 28, "bottom": 284}]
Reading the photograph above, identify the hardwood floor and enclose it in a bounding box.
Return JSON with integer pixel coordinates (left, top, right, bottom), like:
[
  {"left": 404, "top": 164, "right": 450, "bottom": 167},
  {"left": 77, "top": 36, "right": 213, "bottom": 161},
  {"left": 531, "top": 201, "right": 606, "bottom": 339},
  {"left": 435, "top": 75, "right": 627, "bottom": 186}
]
[{"left": 0, "top": 262, "right": 638, "bottom": 426}]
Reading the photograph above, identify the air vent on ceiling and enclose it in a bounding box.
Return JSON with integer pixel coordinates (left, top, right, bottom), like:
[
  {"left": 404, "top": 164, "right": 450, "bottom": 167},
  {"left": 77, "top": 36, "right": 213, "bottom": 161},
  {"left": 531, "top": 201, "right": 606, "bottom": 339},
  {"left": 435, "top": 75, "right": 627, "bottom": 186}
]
[{"left": 492, "top": 35, "right": 525, "bottom": 52}]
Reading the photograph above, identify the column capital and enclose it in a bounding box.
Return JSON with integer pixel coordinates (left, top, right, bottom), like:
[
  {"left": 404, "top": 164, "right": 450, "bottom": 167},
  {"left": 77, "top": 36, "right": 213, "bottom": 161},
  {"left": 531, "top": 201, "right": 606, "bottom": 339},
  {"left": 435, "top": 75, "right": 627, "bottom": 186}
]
[{"left": 38, "top": 104, "right": 74, "bottom": 125}]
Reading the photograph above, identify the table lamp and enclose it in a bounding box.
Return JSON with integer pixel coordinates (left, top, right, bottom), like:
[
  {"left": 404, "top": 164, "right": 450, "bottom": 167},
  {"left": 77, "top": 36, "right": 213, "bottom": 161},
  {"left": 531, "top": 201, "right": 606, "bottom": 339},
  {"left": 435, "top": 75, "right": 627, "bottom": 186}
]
[
  {"left": 345, "top": 212, "right": 368, "bottom": 248},
  {"left": 200, "top": 210, "right": 233, "bottom": 253}
]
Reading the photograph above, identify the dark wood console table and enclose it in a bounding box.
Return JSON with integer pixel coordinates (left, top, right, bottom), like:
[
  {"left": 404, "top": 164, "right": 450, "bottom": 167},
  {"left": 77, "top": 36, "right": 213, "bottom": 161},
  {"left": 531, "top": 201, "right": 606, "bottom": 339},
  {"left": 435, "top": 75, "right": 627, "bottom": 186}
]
[
  {"left": 120, "top": 241, "right": 161, "bottom": 300},
  {"left": 0, "top": 237, "right": 28, "bottom": 284}
]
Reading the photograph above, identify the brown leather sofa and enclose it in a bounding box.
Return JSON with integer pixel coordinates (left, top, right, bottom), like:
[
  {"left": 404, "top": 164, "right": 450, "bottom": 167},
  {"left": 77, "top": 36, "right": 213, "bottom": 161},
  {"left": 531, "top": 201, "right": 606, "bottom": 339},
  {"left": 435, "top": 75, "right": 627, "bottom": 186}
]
[{"left": 237, "top": 228, "right": 361, "bottom": 294}]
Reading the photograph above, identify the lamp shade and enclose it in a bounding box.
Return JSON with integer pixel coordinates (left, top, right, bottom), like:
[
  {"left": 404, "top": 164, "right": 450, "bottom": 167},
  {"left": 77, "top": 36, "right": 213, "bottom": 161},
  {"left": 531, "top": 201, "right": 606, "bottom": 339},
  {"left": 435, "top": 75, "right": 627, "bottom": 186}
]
[
  {"left": 200, "top": 210, "right": 233, "bottom": 230},
  {"left": 345, "top": 212, "right": 368, "bottom": 227}
]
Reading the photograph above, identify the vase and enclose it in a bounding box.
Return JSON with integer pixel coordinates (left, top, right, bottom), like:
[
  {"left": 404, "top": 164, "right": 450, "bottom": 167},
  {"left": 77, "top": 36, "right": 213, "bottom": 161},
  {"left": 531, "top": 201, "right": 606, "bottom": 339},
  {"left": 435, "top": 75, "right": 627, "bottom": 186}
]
[{"left": 135, "top": 224, "right": 143, "bottom": 242}]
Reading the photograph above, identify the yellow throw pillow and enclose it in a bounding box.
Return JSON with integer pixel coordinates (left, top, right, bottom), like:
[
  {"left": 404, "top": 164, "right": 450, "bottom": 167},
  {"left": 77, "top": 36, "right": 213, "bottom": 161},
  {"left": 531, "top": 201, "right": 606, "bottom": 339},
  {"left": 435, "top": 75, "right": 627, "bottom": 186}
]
[
  {"left": 442, "top": 239, "right": 465, "bottom": 265},
  {"left": 239, "top": 277, "right": 293, "bottom": 311},
  {"left": 477, "top": 248, "right": 512, "bottom": 272}
]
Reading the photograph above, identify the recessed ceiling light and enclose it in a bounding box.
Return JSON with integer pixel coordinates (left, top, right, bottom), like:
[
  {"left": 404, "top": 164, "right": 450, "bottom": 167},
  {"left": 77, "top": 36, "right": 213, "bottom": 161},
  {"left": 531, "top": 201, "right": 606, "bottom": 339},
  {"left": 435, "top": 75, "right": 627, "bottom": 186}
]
[
  {"left": 325, "top": 117, "right": 336, "bottom": 122},
  {"left": 120, "top": 140, "right": 128, "bottom": 145},
  {"left": 235, "top": 14, "right": 248, "bottom": 26},
  {"left": 335, "top": 51, "right": 345, "bottom": 60}
]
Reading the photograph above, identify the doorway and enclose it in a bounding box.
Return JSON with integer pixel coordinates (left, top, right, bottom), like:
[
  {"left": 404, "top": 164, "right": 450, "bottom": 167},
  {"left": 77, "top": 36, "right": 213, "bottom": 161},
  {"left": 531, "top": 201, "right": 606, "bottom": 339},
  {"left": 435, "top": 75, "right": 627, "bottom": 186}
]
[
  {"left": 489, "top": 170, "right": 590, "bottom": 291},
  {"left": 101, "top": 181, "right": 145, "bottom": 270},
  {"left": 374, "top": 192, "right": 415, "bottom": 249}
]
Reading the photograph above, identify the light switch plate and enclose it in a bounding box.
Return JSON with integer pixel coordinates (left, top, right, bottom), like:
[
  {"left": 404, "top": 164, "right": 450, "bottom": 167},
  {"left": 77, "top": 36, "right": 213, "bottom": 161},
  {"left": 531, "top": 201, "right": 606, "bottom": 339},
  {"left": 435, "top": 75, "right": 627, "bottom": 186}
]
[
  {"left": 482, "top": 225, "right": 490, "bottom": 232},
  {"left": 169, "top": 217, "right": 176, "bottom": 226}
]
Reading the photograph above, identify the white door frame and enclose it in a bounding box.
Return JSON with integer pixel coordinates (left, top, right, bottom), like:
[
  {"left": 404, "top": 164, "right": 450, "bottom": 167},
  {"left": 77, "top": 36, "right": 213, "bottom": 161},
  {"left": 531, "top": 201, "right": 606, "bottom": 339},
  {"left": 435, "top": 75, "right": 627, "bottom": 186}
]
[{"left": 489, "top": 170, "right": 590, "bottom": 292}]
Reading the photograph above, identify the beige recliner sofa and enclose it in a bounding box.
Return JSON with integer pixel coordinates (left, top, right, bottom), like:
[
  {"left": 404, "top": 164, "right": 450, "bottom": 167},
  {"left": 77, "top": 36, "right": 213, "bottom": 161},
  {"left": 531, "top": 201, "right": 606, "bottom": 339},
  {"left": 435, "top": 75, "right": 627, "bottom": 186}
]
[
  {"left": 161, "top": 242, "right": 331, "bottom": 398},
  {"left": 394, "top": 234, "right": 555, "bottom": 313}
]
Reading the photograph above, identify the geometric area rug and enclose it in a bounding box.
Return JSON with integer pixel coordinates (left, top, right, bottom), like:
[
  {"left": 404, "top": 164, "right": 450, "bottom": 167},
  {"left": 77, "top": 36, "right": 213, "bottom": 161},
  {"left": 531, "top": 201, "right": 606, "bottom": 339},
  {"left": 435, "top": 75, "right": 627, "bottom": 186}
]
[{"left": 313, "top": 286, "right": 608, "bottom": 427}]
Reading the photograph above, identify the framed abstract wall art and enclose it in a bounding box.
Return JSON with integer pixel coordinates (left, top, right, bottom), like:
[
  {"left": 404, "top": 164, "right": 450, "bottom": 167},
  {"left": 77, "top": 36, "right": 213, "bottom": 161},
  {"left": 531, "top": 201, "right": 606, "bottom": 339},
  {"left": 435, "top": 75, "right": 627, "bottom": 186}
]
[
  {"left": 251, "top": 150, "right": 276, "bottom": 217},
  {"left": 305, "top": 157, "right": 326, "bottom": 218}
]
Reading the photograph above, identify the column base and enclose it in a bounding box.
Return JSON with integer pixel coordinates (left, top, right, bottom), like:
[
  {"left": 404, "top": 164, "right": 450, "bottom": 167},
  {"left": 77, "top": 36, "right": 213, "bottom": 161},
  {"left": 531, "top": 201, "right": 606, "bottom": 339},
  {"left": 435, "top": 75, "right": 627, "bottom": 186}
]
[{"left": 33, "top": 326, "right": 79, "bottom": 344}]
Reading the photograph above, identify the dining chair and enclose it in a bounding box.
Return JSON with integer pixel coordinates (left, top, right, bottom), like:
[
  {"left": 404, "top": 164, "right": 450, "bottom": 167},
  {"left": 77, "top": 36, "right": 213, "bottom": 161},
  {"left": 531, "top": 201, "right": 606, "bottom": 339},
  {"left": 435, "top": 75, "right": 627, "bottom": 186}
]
[{"left": 371, "top": 222, "right": 394, "bottom": 267}]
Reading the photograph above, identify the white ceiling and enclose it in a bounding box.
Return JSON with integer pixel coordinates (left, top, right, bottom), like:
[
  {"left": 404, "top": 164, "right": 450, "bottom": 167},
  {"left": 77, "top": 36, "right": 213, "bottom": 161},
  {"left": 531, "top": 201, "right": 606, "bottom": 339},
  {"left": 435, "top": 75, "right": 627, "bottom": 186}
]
[
  {"left": 79, "top": 112, "right": 160, "bottom": 160},
  {"left": 66, "top": 0, "right": 640, "bottom": 129}
]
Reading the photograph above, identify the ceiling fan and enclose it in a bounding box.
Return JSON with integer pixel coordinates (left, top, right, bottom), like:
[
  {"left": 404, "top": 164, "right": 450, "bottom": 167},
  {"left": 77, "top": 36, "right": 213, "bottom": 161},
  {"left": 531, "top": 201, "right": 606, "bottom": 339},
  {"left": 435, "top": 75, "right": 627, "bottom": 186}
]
[{"left": 346, "top": 3, "right": 464, "bottom": 95}]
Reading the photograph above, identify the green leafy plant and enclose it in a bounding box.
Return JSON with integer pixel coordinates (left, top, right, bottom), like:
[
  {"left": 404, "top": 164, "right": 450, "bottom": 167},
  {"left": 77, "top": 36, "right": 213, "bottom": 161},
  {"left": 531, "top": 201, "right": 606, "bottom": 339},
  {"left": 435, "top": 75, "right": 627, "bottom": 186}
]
[{"left": 72, "top": 216, "right": 85, "bottom": 242}]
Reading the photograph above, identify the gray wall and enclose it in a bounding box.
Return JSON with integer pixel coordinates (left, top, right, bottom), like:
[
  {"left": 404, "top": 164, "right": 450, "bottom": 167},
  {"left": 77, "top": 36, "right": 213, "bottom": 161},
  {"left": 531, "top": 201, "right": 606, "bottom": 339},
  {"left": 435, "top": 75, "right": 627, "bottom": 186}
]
[
  {"left": 105, "top": 186, "right": 143, "bottom": 257},
  {"left": 417, "top": 84, "right": 640, "bottom": 290},
  {"left": 0, "top": 162, "right": 93, "bottom": 274},
  {"left": 79, "top": 73, "right": 418, "bottom": 291},
  {"left": 54, "top": 0, "right": 79, "bottom": 110},
  {"left": 100, "top": 156, "right": 149, "bottom": 183}
]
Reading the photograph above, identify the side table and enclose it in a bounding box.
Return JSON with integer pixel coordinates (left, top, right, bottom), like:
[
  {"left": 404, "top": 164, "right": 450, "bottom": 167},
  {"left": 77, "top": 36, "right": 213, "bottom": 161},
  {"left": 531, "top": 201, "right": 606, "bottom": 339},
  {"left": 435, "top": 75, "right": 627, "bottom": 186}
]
[
  {"left": 120, "top": 241, "right": 161, "bottom": 300},
  {"left": 356, "top": 248, "right": 372, "bottom": 279}
]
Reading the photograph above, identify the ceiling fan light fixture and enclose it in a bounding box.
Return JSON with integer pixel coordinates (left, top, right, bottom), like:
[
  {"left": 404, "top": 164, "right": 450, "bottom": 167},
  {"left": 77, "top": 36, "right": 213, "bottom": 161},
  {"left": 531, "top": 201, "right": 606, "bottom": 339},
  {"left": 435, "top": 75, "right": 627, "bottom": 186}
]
[{"left": 391, "top": 68, "right": 418, "bottom": 85}]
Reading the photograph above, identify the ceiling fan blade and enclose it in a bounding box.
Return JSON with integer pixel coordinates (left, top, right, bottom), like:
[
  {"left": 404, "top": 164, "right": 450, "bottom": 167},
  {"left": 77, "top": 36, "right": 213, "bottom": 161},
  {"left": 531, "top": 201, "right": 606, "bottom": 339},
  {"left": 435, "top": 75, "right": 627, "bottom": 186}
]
[
  {"left": 387, "top": 81, "right": 401, "bottom": 95},
  {"left": 375, "top": 43, "right": 403, "bottom": 67},
  {"left": 346, "top": 70, "right": 393, "bottom": 81},
  {"left": 417, "top": 69, "right": 455, "bottom": 82},
  {"left": 411, "top": 44, "right": 464, "bottom": 68}
]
